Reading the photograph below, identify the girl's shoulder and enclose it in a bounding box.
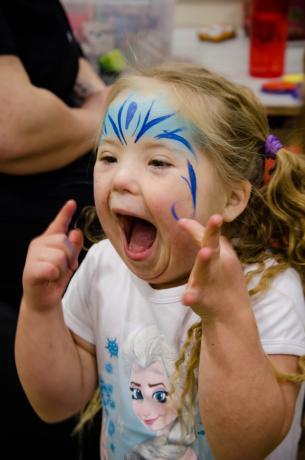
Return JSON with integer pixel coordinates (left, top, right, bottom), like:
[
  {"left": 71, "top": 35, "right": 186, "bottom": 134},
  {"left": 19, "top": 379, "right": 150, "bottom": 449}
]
[
  {"left": 245, "top": 259, "right": 303, "bottom": 298},
  {"left": 246, "top": 260, "right": 305, "bottom": 324}
]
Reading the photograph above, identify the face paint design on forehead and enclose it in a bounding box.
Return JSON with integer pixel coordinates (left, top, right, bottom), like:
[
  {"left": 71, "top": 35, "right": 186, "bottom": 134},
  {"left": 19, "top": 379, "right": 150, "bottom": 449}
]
[{"left": 100, "top": 91, "right": 205, "bottom": 219}]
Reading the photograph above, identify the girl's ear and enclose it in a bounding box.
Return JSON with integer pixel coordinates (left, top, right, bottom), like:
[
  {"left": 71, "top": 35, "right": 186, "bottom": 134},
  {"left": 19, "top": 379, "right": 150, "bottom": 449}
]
[{"left": 223, "top": 180, "right": 251, "bottom": 222}]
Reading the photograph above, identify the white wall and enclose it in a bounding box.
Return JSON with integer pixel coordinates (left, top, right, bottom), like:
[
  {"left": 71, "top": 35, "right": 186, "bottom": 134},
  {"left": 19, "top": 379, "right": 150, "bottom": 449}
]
[{"left": 174, "top": 0, "right": 244, "bottom": 27}]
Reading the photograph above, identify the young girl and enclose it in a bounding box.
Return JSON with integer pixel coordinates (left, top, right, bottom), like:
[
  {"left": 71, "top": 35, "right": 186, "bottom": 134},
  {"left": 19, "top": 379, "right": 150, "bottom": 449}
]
[{"left": 15, "top": 63, "right": 305, "bottom": 460}]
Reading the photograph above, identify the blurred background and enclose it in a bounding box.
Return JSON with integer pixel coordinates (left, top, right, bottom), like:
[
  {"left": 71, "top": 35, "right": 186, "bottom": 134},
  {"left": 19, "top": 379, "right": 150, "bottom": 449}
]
[{"left": 60, "top": 0, "right": 305, "bottom": 150}]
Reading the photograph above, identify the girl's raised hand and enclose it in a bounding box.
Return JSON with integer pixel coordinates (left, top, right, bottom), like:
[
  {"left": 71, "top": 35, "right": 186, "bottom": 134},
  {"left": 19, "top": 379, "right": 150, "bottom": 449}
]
[
  {"left": 22, "top": 200, "right": 83, "bottom": 311},
  {"left": 179, "top": 214, "right": 250, "bottom": 320}
]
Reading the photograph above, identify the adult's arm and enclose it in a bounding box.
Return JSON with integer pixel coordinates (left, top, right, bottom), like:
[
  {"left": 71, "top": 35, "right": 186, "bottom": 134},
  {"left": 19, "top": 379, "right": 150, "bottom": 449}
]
[{"left": 0, "top": 55, "right": 108, "bottom": 175}]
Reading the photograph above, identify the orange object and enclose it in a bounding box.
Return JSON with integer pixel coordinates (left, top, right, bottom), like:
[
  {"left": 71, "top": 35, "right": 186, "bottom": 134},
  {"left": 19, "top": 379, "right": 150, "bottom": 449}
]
[
  {"left": 198, "top": 25, "right": 236, "bottom": 42},
  {"left": 262, "top": 81, "right": 297, "bottom": 91},
  {"left": 261, "top": 80, "right": 301, "bottom": 98}
]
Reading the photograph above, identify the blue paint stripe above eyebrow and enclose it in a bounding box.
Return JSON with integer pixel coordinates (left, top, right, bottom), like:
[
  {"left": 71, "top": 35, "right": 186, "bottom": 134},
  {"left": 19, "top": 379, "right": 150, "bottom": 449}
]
[
  {"left": 102, "top": 121, "right": 107, "bottom": 135},
  {"left": 139, "top": 100, "right": 153, "bottom": 130},
  {"left": 155, "top": 129, "right": 196, "bottom": 156},
  {"left": 108, "top": 114, "right": 123, "bottom": 145},
  {"left": 134, "top": 100, "right": 176, "bottom": 143},
  {"left": 118, "top": 98, "right": 128, "bottom": 145},
  {"left": 135, "top": 112, "right": 176, "bottom": 142},
  {"left": 125, "top": 101, "right": 138, "bottom": 130},
  {"left": 132, "top": 113, "right": 141, "bottom": 137}
]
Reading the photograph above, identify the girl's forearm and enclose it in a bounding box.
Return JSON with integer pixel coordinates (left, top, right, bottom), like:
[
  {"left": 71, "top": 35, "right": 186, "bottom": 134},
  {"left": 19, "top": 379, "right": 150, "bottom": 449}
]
[
  {"left": 198, "top": 308, "right": 293, "bottom": 460},
  {"left": 15, "top": 297, "right": 87, "bottom": 422}
]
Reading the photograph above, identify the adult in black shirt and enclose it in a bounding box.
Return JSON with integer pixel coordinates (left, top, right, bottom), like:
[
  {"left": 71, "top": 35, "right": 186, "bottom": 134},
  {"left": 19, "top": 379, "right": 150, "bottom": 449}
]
[{"left": 0, "top": 1, "right": 108, "bottom": 458}]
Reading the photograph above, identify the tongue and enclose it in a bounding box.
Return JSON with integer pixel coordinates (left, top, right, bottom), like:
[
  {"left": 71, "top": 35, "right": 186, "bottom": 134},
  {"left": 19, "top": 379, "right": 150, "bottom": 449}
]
[{"left": 128, "top": 221, "right": 156, "bottom": 252}]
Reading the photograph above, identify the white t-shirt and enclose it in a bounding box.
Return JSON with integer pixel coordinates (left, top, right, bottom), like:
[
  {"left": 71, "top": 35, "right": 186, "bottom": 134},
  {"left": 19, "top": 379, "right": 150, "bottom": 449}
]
[{"left": 63, "top": 239, "right": 305, "bottom": 460}]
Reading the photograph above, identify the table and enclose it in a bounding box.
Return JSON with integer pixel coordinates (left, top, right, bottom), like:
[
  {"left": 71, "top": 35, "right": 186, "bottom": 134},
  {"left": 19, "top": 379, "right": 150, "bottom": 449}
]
[{"left": 172, "top": 28, "right": 305, "bottom": 116}]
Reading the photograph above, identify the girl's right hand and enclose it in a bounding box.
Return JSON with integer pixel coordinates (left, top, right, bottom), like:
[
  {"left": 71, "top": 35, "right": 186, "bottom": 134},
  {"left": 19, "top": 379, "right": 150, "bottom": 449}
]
[{"left": 22, "top": 200, "right": 83, "bottom": 311}]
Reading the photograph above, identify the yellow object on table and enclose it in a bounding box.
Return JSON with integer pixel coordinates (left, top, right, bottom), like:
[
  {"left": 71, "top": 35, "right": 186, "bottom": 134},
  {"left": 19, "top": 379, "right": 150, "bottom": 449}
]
[{"left": 282, "top": 73, "right": 304, "bottom": 84}]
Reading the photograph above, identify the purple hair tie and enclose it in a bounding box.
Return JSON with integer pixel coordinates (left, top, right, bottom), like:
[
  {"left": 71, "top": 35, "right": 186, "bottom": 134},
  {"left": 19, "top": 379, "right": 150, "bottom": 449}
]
[{"left": 265, "top": 134, "right": 283, "bottom": 159}]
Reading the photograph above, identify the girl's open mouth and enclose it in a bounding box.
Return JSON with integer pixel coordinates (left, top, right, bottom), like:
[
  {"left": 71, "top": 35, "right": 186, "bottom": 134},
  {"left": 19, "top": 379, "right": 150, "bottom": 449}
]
[{"left": 118, "top": 214, "right": 157, "bottom": 259}]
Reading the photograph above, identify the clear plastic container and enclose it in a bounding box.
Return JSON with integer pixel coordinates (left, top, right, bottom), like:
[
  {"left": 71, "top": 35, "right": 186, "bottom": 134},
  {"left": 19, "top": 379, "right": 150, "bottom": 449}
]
[
  {"left": 63, "top": 1, "right": 95, "bottom": 41},
  {"left": 249, "top": 0, "right": 290, "bottom": 78},
  {"left": 62, "top": 0, "right": 175, "bottom": 67}
]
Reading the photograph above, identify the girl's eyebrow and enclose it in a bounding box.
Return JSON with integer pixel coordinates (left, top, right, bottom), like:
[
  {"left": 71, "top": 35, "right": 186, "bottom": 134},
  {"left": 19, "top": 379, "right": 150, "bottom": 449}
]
[
  {"left": 144, "top": 140, "right": 192, "bottom": 159},
  {"left": 143, "top": 140, "right": 171, "bottom": 151},
  {"left": 100, "top": 138, "right": 120, "bottom": 147}
]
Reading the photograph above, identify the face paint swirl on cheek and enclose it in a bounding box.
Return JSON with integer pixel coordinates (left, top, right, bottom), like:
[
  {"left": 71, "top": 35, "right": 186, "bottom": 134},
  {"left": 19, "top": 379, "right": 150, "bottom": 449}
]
[
  {"left": 100, "top": 91, "right": 203, "bottom": 219},
  {"left": 171, "top": 159, "right": 197, "bottom": 221}
]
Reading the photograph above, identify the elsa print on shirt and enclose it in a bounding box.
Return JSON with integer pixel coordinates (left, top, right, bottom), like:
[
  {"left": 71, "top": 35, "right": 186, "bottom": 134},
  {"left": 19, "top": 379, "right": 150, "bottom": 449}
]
[{"left": 123, "top": 325, "right": 198, "bottom": 460}]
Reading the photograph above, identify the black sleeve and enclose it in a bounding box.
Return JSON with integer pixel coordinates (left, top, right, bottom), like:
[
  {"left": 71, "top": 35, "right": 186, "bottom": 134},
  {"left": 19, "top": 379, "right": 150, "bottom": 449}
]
[
  {"left": 0, "top": 7, "right": 18, "bottom": 56},
  {"left": 0, "top": 1, "right": 85, "bottom": 106}
]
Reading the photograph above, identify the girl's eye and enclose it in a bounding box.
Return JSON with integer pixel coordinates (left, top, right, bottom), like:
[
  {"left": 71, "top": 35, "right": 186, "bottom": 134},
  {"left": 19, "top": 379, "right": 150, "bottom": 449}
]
[
  {"left": 98, "top": 154, "right": 117, "bottom": 164},
  {"left": 152, "top": 390, "right": 168, "bottom": 403},
  {"left": 130, "top": 387, "right": 144, "bottom": 400},
  {"left": 149, "top": 159, "right": 171, "bottom": 168}
]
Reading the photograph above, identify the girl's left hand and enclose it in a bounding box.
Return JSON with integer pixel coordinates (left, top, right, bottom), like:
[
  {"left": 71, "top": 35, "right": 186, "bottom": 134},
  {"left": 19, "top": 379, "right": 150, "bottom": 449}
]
[{"left": 179, "top": 214, "right": 251, "bottom": 320}]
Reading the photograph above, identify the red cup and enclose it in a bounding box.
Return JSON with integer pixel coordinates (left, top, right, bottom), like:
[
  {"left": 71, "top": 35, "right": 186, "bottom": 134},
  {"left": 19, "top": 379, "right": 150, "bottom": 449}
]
[{"left": 249, "top": 0, "right": 289, "bottom": 78}]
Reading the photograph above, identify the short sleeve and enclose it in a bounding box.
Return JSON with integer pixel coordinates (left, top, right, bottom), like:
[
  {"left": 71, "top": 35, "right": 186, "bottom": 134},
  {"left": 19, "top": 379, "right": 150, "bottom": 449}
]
[
  {"left": 62, "top": 245, "right": 99, "bottom": 344},
  {"left": 251, "top": 268, "right": 305, "bottom": 356}
]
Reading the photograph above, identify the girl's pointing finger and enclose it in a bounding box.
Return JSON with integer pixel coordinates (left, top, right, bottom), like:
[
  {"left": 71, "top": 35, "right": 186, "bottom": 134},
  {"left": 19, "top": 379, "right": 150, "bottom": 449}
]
[{"left": 44, "top": 200, "right": 77, "bottom": 236}]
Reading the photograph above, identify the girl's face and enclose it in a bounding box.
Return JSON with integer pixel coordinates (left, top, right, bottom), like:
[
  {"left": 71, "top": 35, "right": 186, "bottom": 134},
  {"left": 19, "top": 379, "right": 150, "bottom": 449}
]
[
  {"left": 129, "top": 360, "right": 177, "bottom": 434},
  {"left": 94, "top": 86, "right": 227, "bottom": 288}
]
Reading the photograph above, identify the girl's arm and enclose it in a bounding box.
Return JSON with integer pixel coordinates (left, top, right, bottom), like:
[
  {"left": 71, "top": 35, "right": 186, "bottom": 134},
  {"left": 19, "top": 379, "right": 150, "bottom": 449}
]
[
  {"left": 179, "top": 215, "right": 300, "bottom": 460},
  {"left": 15, "top": 200, "right": 98, "bottom": 422}
]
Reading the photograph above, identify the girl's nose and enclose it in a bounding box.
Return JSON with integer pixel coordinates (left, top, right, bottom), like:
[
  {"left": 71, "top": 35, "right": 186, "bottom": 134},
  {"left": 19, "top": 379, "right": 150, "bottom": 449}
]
[{"left": 112, "top": 161, "right": 140, "bottom": 194}]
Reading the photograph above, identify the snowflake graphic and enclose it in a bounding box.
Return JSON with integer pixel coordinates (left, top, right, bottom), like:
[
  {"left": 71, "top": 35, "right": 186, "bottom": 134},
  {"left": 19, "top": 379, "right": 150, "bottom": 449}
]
[
  {"left": 104, "top": 362, "right": 113, "bottom": 374},
  {"left": 105, "top": 338, "right": 119, "bottom": 358},
  {"left": 99, "top": 378, "right": 116, "bottom": 416},
  {"left": 108, "top": 420, "right": 115, "bottom": 437}
]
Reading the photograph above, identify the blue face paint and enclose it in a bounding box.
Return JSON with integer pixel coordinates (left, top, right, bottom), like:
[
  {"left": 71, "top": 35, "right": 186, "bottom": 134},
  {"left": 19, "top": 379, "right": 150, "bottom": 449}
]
[
  {"left": 100, "top": 91, "right": 203, "bottom": 219},
  {"left": 101, "top": 92, "right": 197, "bottom": 157}
]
